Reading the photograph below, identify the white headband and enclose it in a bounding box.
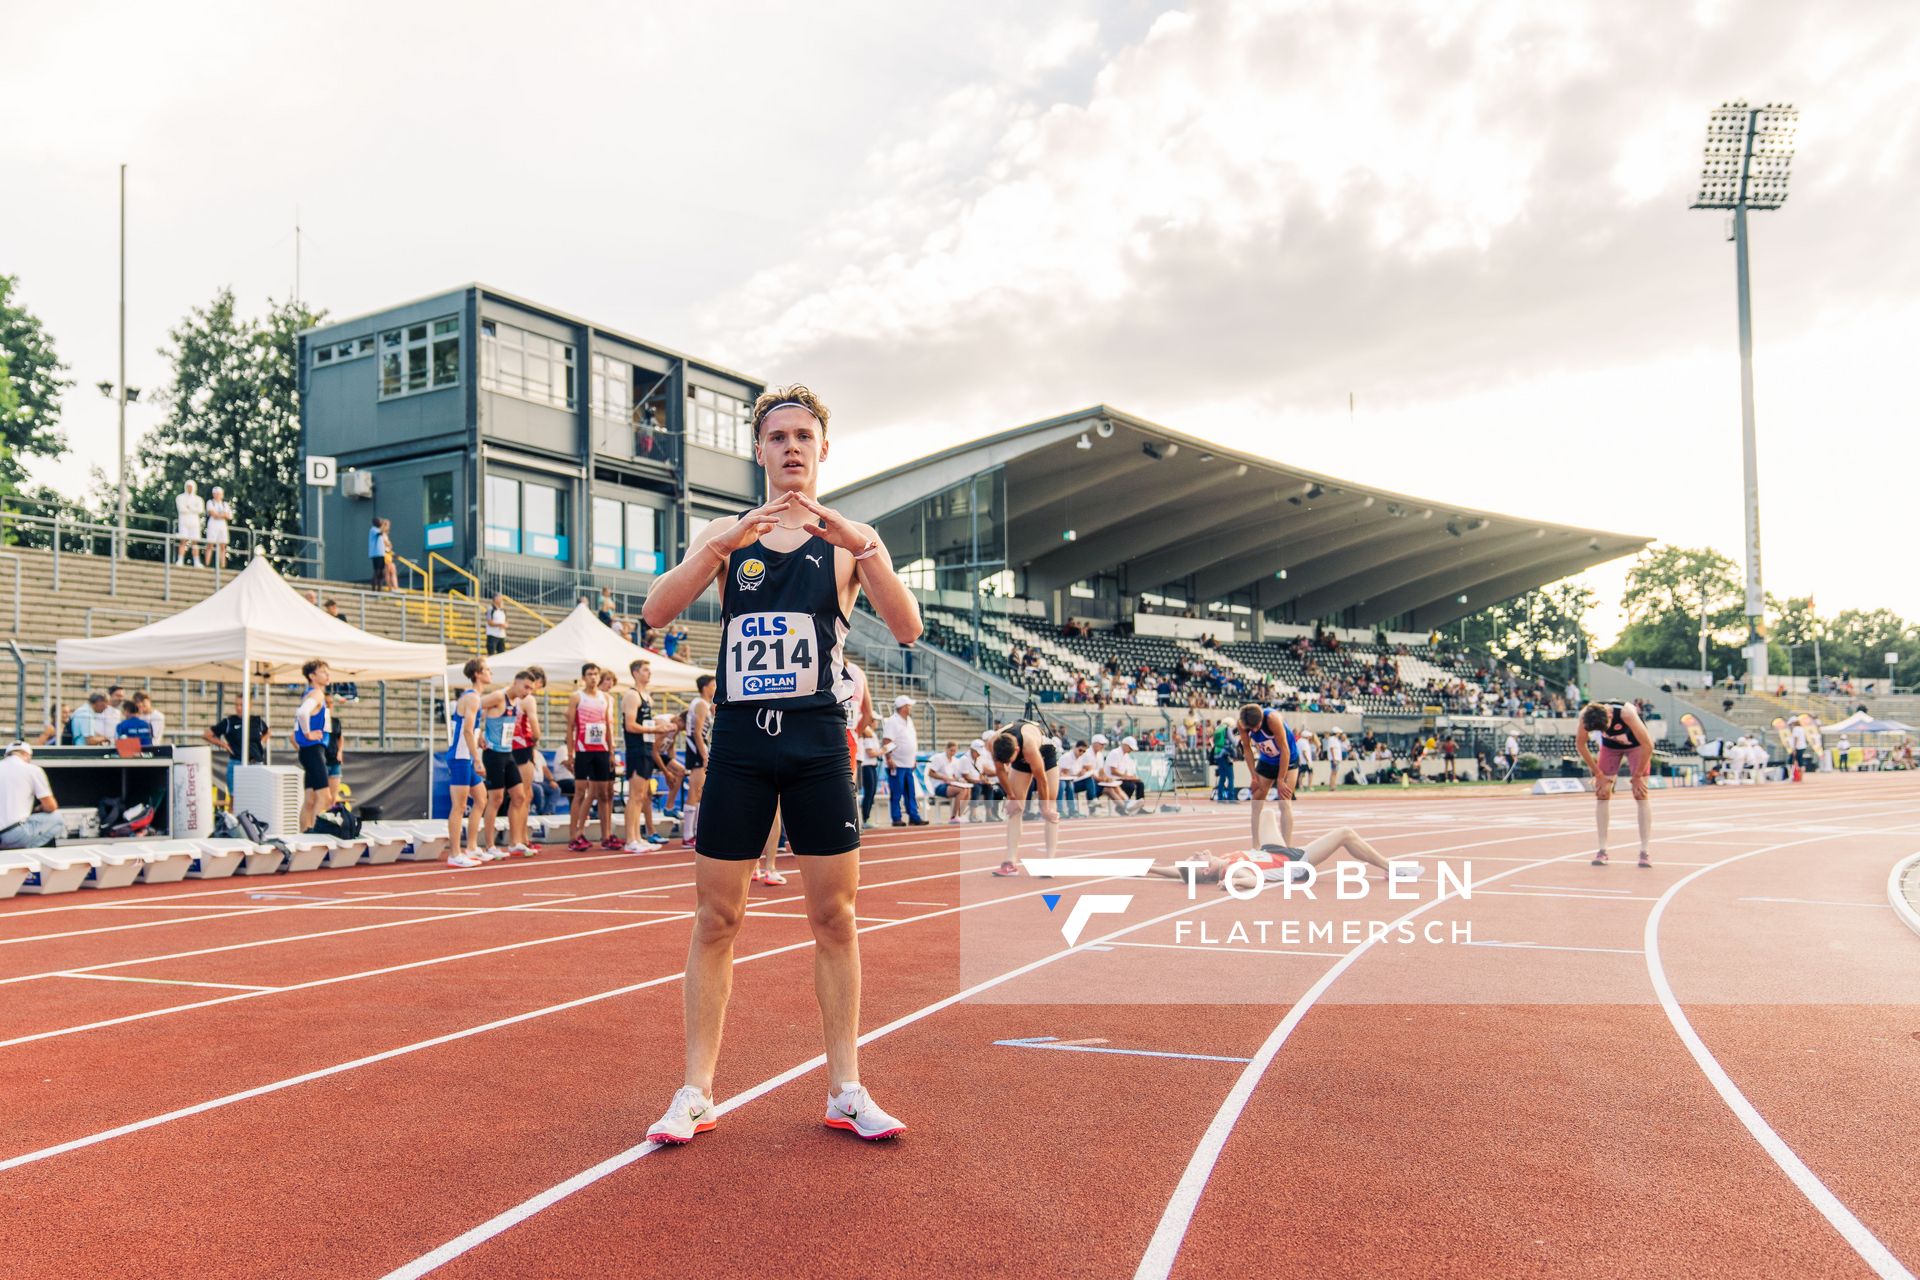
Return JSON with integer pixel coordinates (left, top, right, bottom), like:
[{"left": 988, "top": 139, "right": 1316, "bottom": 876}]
[{"left": 758, "top": 400, "right": 818, "bottom": 423}]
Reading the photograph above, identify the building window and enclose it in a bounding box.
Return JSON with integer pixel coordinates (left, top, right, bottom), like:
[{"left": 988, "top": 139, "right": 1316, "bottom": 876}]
[
  {"left": 625, "top": 502, "right": 660, "bottom": 574},
  {"left": 688, "top": 385, "right": 751, "bottom": 458},
  {"left": 900, "top": 558, "right": 937, "bottom": 592},
  {"left": 1069, "top": 579, "right": 1096, "bottom": 600},
  {"left": 485, "top": 474, "right": 569, "bottom": 562},
  {"left": 424, "top": 473, "right": 454, "bottom": 550},
  {"left": 592, "top": 497, "right": 622, "bottom": 569},
  {"left": 480, "top": 319, "right": 575, "bottom": 409},
  {"left": 590, "top": 353, "right": 632, "bottom": 422},
  {"left": 314, "top": 336, "right": 375, "bottom": 367},
  {"left": 315, "top": 346, "right": 333, "bottom": 366},
  {"left": 378, "top": 315, "right": 460, "bottom": 398},
  {"left": 484, "top": 475, "right": 521, "bottom": 554}
]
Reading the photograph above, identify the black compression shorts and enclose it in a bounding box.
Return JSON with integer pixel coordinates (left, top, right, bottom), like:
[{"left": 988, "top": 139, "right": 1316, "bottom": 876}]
[
  {"left": 696, "top": 705, "right": 859, "bottom": 859},
  {"left": 625, "top": 735, "right": 653, "bottom": 779},
  {"left": 483, "top": 748, "right": 521, "bottom": 792},
  {"left": 574, "top": 751, "right": 613, "bottom": 783},
  {"left": 511, "top": 745, "right": 534, "bottom": 767},
  {"left": 1011, "top": 742, "right": 1060, "bottom": 775},
  {"left": 297, "top": 743, "right": 329, "bottom": 792}
]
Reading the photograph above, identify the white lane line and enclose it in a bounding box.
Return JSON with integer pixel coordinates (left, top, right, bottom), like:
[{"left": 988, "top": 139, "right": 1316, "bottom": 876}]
[
  {"left": 1461, "top": 940, "right": 1644, "bottom": 956},
  {"left": 0, "top": 827, "right": 1276, "bottom": 1049},
  {"left": 1472, "top": 890, "right": 1660, "bottom": 902},
  {"left": 1511, "top": 883, "right": 1634, "bottom": 894},
  {"left": 1890, "top": 853, "right": 1920, "bottom": 939},
  {"left": 0, "top": 862, "right": 1160, "bottom": 1176},
  {"left": 1645, "top": 837, "right": 1920, "bottom": 1280},
  {"left": 378, "top": 885, "right": 1245, "bottom": 1280},
  {"left": 1105, "top": 940, "right": 1348, "bottom": 960},
  {"left": 1129, "top": 839, "right": 1599, "bottom": 1278},
  {"left": 899, "top": 901, "right": 948, "bottom": 907},
  {"left": 1737, "top": 897, "right": 1891, "bottom": 910},
  {"left": 54, "top": 972, "right": 280, "bottom": 992}
]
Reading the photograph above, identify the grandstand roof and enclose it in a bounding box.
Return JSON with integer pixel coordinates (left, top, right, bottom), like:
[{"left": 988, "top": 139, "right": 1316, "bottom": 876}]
[{"left": 826, "top": 406, "right": 1648, "bottom": 629}]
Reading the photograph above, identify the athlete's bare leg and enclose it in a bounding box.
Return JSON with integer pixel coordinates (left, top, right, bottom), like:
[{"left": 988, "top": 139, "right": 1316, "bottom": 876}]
[
  {"left": 681, "top": 854, "right": 757, "bottom": 1095},
  {"left": 479, "top": 781, "right": 506, "bottom": 850},
  {"left": 798, "top": 850, "right": 863, "bottom": 1091},
  {"left": 1297, "top": 824, "right": 1396, "bottom": 873}
]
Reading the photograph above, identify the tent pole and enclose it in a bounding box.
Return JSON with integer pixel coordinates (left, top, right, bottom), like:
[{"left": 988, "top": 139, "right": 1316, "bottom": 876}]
[
  {"left": 264, "top": 676, "right": 272, "bottom": 766},
  {"left": 240, "top": 659, "right": 251, "bottom": 769}
]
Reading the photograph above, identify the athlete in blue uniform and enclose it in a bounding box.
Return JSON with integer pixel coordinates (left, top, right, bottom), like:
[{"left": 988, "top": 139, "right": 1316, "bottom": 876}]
[
  {"left": 1238, "top": 701, "right": 1298, "bottom": 848},
  {"left": 640, "top": 385, "right": 923, "bottom": 1146},
  {"left": 293, "top": 659, "right": 332, "bottom": 833}
]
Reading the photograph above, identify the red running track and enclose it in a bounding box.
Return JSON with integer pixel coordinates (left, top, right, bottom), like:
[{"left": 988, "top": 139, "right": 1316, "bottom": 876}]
[{"left": 2, "top": 775, "right": 1916, "bottom": 1278}]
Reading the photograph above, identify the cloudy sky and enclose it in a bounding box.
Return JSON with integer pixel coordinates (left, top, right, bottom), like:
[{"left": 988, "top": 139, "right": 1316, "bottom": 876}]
[{"left": 8, "top": 0, "right": 1917, "bottom": 643}]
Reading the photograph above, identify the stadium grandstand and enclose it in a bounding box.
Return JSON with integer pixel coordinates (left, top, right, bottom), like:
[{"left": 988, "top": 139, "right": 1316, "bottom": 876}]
[{"left": 820, "top": 404, "right": 1652, "bottom": 771}]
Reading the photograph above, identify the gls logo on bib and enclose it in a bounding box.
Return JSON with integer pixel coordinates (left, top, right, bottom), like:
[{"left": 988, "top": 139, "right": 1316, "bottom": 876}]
[{"left": 736, "top": 557, "right": 766, "bottom": 592}]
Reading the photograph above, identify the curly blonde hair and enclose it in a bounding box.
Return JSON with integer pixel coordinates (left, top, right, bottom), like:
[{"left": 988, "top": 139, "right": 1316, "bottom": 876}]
[{"left": 750, "top": 384, "right": 831, "bottom": 441}]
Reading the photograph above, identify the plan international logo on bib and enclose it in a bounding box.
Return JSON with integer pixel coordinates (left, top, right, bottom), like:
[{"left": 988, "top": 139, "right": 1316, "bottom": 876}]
[{"left": 736, "top": 557, "right": 767, "bottom": 592}]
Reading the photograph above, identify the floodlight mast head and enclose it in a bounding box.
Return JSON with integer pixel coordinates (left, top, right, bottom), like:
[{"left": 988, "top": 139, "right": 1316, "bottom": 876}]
[{"left": 1690, "top": 100, "right": 1797, "bottom": 211}]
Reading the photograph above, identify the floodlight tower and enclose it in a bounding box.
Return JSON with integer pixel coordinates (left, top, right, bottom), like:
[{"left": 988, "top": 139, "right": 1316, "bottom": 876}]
[{"left": 1690, "top": 101, "right": 1797, "bottom": 687}]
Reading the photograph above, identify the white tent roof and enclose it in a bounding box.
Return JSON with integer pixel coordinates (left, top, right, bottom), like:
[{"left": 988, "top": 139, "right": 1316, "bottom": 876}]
[
  {"left": 56, "top": 554, "right": 449, "bottom": 681},
  {"left": 446, "top": 604, "right": 709, "bottom": 693}
]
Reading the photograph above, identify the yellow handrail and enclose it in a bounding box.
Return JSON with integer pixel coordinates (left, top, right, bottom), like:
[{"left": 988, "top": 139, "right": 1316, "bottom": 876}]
[
  {"left": 393, "top": 552, "right": 429, "bottom": 593},
  {"left": 432, "top": 550, "right": 555, "bottom": 632}
]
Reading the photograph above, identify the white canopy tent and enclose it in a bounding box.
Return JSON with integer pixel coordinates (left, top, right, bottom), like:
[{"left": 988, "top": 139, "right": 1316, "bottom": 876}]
[
  {"left": 445, "top": 604, "right": 709, "bottom": 693},
  {"left": 56, "top": 554, "right": 450, "bottom": 763}
]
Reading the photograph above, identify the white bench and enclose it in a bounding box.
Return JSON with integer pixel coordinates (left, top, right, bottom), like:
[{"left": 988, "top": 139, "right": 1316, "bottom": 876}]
[
  {"left": 358, "top": 828, "right": 407, "bottom": 864},
  {"left": 80, "top": 844, "right": 147, "bottom": 890},
  {"left": 277, "top": 832, "right": 368, "bottom": 870},
  {"left": 184, "top": 840, "right": 249, "bottom": 879},
  {"left": 0, "top": 849, "right": 34, "bottom": 899},
  {"left": 188, "top": 838, "right": 284, "bottom": 876},
  {"left": 13, "top": 846, "right": 100, "bottom": 895},
  {"left": 392, "top": 823, "right": 451, "bottom": 861},
  {"left": 127, "top": 841, "right": 200, "bottom": 884}
]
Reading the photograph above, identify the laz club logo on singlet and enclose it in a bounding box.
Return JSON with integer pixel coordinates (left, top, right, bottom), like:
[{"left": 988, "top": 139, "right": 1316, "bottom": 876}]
[
  {"left": 727, "top": 612, "right": 815, "bottom": 700},
  {"left": 736, "top": 557, "right": 767, "bottom": 592}
]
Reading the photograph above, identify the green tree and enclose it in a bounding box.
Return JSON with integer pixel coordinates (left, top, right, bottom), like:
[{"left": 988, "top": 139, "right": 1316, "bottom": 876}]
[
  {"left": 1600, "top": 545, "right": 1746, "bottom": 674},
  {"left": 1456, "top": 581, "right": 1596, "bottom": 680},
  {"left": 115, "top": 290, "right": 324, "bottom": 562},
  {"left": 0, "top": 275, "right": 72, "bottom": 488}
]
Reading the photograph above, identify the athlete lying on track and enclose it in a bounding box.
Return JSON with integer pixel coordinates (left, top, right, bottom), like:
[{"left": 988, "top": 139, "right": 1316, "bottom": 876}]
[{"left": 1145, "top": 808, "right": 1413, "bottom": 888}]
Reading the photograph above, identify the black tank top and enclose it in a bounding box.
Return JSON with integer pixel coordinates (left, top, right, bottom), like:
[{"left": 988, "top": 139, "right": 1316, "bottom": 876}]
[
  {"left": 714, "top": 519, "right": 853, "bottom": 713},
  {"left": 1598, "top": 704, "right": 1637, "bottom": 750}
]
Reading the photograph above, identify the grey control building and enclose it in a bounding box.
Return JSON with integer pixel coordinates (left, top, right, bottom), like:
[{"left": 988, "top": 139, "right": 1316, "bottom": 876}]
[{"left": 297, "top": 285, "right": 765, "bottom": 598}]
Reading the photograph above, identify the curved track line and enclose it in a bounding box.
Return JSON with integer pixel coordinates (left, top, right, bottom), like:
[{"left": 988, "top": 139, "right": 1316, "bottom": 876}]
[
  {"left": 380, "top": 888, "right": 1245, "bottom": 1280},
  {"left": 1643, "top": 839, "right": 1920, "bottom": 1280},
  {"left": 386, "top": 827, "right": 1597, "bottom": 1279},
  {"left": 1130, "top": 841, "right": 1591, "bottom": 1279},
  {"left": 1888, "top": 852, "right": 1920, "bottom": 938}
]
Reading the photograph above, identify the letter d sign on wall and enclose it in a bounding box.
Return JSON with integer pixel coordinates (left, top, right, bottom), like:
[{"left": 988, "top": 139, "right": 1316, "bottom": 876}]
[{"left": 305, "top": 455, "right": 338, "bottom": 487}]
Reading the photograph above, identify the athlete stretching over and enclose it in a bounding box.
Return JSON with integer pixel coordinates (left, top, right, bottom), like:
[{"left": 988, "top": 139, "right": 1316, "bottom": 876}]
[
  {"left": 642, "top": 385, "right": 922, "bottom": 1145},
  {"left": 1577, "top": 700, "right": 1655, "bottom": 868},
  {"left": 988, "top": 717, "right": 1060, "bottom": 878}
]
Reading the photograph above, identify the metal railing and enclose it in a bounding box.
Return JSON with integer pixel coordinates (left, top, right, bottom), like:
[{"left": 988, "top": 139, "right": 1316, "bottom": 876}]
[
  {"left": 0, "top": 494, "right": 322, "bottom": 582},
  {"left": 0, "top": 551, "right": 19, "bottom": 635}
]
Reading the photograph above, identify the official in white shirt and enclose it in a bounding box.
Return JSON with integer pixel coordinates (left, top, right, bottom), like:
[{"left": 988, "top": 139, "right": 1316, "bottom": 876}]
[
  {"left": 880, "top": 695, "right": 925, "bottom": 826},
  {"left": 925, "top": 742, "right": 972, "bottom": 823},
  {"left": 0, "top": 742, "right": 63, "bottom": 849}
]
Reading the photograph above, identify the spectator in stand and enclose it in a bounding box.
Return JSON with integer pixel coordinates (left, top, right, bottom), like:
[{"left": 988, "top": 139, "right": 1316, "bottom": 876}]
[
  {"left": 380, "top": 519, "right": 398, "bottom": 591},
  {"left": 368, "top": 517, "right": 387, "bottom": 590},
  {"left": 176, "top": 480, "right": 206, "bottom": 567},
  {"left": 485, "top": 595, "right": 509, "bottom": 655},
  {"left": 98, "top": 685, "right": 126, "bottom": 740},
  {"left": 115, "top": 696, "right": 154, "bottom": 748},
  {"left": 0, "top": 742, "right": 64, "bottom": 850},
  {"left": 926, "top": 741, "right": 970, "bottom": 823},
  {"left": 203, "top": 486, "right": 234, "bottom": 569},
  {"left": 68, "top": 692, "right": 109, "bottom": 746},
  {"left": 597, "top": 587, "right": 616, "bottom": 629},
  {"left": 664, "top": 625, "right": 687, "bottom": 659}
]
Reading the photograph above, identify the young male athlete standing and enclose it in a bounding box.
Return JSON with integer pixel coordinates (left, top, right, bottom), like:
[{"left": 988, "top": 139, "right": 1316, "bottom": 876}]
[
  {"left": 507, "top": 666, "right": 546, "bottom": 855},
  {"left": 1238, "top": 702, "right": 1297, "bottom": 847},
  {"left": 446, "top": 658, "right": 489, "bottom": 867},
  {"left": 622, "top": 659, "right": 667, "bottom": 852},
  {"left": 1577, "top": 700, "right": 1656, "bottom": 868},
  {"left": 681, "top": 674, "right": 714, "bottom": 847},
  {"left": 642, "top": 385, "right": 921, "bottom": 1145},
  {"left": 566, "top": 663, "right": 615, "bottom": 851}
]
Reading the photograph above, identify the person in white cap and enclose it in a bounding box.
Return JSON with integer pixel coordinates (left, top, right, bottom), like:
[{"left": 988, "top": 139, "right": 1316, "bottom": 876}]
[
  {"left": 0, "top": 742, "right": 63, "bottom": 849},
  {"left": 881, "top": 694, "right": 926, "bottom": 826}
]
